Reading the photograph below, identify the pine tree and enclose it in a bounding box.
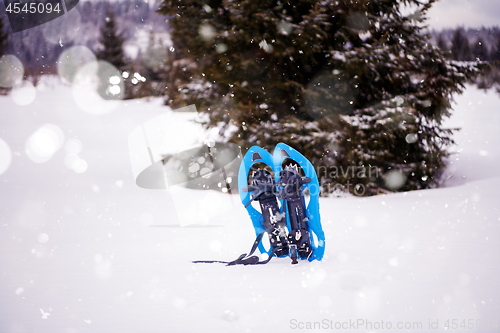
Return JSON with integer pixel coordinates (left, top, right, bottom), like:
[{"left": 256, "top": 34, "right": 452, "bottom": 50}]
[
  {"left": 472, "top": 38, "right": 489, "bottom": 61},
  {"left": 490, "top": 35, "right": 500, "bottom": 90},
  {"left": 96, "top": 10, "right": 127, "bottom": 70},
  {"left": 436, "top": 33, "right": 447, "bottom": 52},
  {"left": 451, "top": 27, "right": 472, "bottom": 61},
  {"left": 158, "top": 0, "right": 479, "bottom": 195},
  {"left": 493, "top": 35, "right": 500, "bottom": 61},
  {"left": 126, "top": 32, "right": 170, "bottom": 99},
  {"left": 0, "top": 17, "right": 9, "bottom": 57},
  {"left": 331, "top": 3, "right": 478, "bottom": 194}
]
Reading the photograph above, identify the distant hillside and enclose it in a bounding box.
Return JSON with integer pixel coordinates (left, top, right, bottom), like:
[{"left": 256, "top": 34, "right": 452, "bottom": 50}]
[
  {"left": 429, "top": 26, "right": 500, "bottom": 61},
  {"left": 0, "top": 0, "right": 170, "bottom": 76}
]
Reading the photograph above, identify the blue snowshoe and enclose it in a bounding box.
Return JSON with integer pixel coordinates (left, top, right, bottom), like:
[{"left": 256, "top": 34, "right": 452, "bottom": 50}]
[
  {"left": 193, "top": 143, "right": 325, "bottom": 265},
  {"left": 237, "top": 143, "right": 325, "bottom": 264},
  {"left": 273, "top": 143, "right": 325, "bottom": 262}
]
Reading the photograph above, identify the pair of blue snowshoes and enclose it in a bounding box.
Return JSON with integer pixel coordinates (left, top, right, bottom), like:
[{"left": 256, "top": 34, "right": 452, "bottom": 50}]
[
  {"left": 193, "top": 143, "right": 325, "bottom": 266},
  {"left": 237, "top": 143, "right": 325, "bottom": 265}
]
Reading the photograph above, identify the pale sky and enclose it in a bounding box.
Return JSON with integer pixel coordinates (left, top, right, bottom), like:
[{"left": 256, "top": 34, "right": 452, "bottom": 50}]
[{"left": 426, "top": 0, "right": 500, "bottom": 29}]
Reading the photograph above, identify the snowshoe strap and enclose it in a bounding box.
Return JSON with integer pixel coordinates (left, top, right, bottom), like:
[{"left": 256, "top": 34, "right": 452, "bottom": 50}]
[
  {"left": 226, "top": 228, "right": 270, "bottom": 265},
  {"left": 226, "top": 254, "right": 260, "bottom": 266},
  {"left": 242, "top": 188, "right": 264, "bottom": 208},
  {"left": 228, "top": 246, "right": 282, "bottom": 266},
  {"left": 192, "top": 227, "right": 279, "bottom": 265}
]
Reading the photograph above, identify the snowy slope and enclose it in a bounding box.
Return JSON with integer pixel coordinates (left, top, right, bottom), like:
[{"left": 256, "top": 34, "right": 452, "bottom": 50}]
[{"left": 0, "top": 81, "right": 499, "bottom": 333}]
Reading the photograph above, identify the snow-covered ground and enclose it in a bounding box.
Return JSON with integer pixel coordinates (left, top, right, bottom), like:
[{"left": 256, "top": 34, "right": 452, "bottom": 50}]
[{"left": 0, "top": 81, "right": 499, "bottom": 333}]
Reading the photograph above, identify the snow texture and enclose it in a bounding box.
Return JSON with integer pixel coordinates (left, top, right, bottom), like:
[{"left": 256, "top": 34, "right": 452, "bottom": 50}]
[{"left": 0, "top": 80, "right": 499, "bottom": 332}]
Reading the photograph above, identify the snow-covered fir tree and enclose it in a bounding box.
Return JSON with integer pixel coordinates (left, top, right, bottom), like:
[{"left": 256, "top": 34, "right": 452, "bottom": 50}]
[
  {"left": 451, "top": 27, "right": 472, "bottom": 61},
  {"left": 158, "top": 0, "right": 479, "bottom": 195},
  {"left": 436, "top": 33, "right": 447, "bottom": 53},
  {"left": 330, "top": 1, "right": 480, "bottom": 194},
  {"left": 472, "top": 38, "right": 489, "bottom": 61},
  {"left": 96, "top": 10, "right": 127, "bottom": 70},
  {"left": 123, "top": 32, "right": 171, "bottom": 99},
  {"left": 494, "top": 35, "right": 500, "bottom": 61}
]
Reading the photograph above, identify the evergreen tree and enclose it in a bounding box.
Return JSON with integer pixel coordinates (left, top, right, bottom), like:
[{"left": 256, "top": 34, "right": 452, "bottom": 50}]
[
  {"left": 436, "top": 33, "right": 447, "bottom": 52},
  {"left": 125, "top": 32, "right": 170, "bottom": 99},
  {"left": 493, "top": 35, "right": 500, "bottom": 62},
  {"left": 0, "top": 17, "right": 9, "bottom": 57},
  {"left": 158, "top": 0, "right": 478, "bottom": 195},
  {"left": 472, "top": 38, "right": 489, "bottom": 61},
  {"left": 96, "top": 10, "right": 127, "bottom": 70},
  {"left": 451, "top": 27, "right": 472, "bottom": 61},
  {"left": 436, "top": 33, "right": 448, "bottom": 52}
]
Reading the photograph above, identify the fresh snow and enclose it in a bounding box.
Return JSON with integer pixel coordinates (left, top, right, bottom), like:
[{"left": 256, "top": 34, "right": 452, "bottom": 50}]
[{"left": 0, "top": 80, "right": 499, "bottom": 332}]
